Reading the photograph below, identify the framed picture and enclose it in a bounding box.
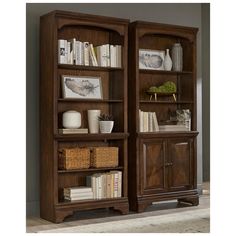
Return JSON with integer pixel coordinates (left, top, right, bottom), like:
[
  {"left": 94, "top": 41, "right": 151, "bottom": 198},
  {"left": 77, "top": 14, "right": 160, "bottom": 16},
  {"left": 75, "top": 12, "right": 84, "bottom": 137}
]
[
  {"left": 61, "top": 75, "right": 103, "bottom": 99},
  {"left": 139, "top": 49, "right": 165, "bottom": 70}
]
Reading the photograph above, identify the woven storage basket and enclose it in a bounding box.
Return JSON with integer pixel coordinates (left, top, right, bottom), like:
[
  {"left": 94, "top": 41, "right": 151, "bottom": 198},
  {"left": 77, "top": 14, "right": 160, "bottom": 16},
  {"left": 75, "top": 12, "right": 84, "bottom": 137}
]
[
  {"left": 58, "top": 148, "right": 90, "bottom": 170},
  {"left": 90, "top": 147, "right": 118, "bottom": 168}
]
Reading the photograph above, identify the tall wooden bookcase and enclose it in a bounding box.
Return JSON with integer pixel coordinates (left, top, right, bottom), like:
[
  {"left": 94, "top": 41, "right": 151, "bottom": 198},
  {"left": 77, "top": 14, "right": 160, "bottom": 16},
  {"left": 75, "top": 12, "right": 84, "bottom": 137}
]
[
  {"left": 128, "top": 21, "right": 199, "bottom": 212},
  {"left": 40, "top": 11, "right": 129, "bottom": 223}
]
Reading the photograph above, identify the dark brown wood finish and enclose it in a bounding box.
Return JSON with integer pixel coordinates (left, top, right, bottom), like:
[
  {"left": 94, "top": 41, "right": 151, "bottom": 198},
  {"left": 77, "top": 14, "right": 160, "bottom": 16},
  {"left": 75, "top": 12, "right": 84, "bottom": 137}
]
[
  {"left": 40, "top": 10, "right": 129, "bottom": 223},
  {"left": 128, "top": 21, "right": 199, "bottom": 212}
]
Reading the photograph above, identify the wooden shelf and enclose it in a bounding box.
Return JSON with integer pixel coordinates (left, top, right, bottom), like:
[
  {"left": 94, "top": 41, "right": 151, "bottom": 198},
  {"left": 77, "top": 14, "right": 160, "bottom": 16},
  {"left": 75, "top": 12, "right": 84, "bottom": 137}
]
[
  {"left": 54, "top": 132, "right": 129, "bottom": 141},
  {"left": 140, "top": 100, "right": 194, "bottom": 104},
  {"left": 58, "top": 98, "right": 123, "bottom": 103},
  {"left": 58, "top": 64, "right": 123, "bottom": 71},
  {"left": 137, "top": 131, "right": 199, "bottom": 138},
  {"left": 56, "top": 197, "right": 128, "bottom": 207},
  {"left": 139, "top": 69, "right": 192, "bottom": 75},
  {"left": 58, "top": 166, "right": 124, "bottom": 174}
]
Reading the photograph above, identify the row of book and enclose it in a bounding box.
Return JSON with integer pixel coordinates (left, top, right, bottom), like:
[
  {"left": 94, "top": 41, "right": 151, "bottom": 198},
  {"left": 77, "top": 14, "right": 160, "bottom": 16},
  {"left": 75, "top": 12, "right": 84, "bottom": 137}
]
[
  {"left": 139, "top": 110, "right": 159, "bottom": 132},
  {"left": 63, "top": 171, "right": 122, "bottom": 201},
  {"left": 58, "top": 39, "right": 122, "bottom": 68}
]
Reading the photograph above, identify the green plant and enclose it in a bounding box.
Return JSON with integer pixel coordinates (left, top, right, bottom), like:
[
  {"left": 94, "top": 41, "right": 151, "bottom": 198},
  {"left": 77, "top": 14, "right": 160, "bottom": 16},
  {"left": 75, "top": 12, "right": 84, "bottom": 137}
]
[{"left": 98, "top": 114, "right": 114, "bottom": 121}]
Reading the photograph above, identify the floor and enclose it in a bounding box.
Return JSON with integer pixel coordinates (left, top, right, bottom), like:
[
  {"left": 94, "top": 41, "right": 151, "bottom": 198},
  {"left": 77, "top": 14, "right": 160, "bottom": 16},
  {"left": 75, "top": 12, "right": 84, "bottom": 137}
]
[{"left": 26, "top": 182, "right": 210, "bottom": 233}]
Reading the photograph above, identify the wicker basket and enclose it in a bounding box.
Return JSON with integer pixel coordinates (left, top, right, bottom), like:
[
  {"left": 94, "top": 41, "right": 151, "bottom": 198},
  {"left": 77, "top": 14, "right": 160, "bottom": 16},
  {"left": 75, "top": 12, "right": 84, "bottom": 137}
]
[
  {"left": 90, "top": 147, "right": 118, "bottom": 168},
  {"left": 58, "top": 148, "right": 90, "bottom": 170}
]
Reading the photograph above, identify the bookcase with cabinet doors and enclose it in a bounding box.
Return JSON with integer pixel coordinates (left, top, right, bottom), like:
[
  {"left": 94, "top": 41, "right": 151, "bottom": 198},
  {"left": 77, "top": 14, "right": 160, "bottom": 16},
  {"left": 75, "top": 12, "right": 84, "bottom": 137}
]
[
  {"left": 128, "top": 21, "right": 199, "bottom": 212},
  {"left": 40, "top": 10, "right": 129, "bottom": 223}
]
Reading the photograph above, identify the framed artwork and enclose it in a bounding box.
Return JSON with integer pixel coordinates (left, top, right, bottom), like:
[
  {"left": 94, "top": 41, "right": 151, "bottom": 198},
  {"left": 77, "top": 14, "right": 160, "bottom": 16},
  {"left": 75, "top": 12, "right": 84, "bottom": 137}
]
[
  {"left": 61, "top": 75, "right": 103, "bottom": 99},
  {"left": 139, "top": 49, "right": 165, "bottom": 70}
]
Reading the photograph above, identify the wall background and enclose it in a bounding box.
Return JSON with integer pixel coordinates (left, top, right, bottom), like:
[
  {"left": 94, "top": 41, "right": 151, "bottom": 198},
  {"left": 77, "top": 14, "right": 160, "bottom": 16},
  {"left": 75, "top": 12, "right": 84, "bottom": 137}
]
[{"left": 26, "top": 3, "right": 210, "bottom": 216}]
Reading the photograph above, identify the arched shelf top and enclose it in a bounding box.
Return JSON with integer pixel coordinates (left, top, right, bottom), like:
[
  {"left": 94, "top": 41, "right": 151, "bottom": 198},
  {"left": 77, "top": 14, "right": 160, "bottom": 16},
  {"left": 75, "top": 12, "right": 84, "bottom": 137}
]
[
  {"left": 57, "top": 18, "right": 125, "bottom": 36},
  {"left": 138, "top": 30, "right": 195, "bottom": 43}
]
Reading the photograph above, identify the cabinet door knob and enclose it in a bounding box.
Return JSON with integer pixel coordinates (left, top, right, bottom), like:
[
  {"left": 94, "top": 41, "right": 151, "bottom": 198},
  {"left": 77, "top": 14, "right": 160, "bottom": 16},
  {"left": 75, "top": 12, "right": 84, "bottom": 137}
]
[{"left": 165, "top": 162, "right": 173, "bottom": 166}]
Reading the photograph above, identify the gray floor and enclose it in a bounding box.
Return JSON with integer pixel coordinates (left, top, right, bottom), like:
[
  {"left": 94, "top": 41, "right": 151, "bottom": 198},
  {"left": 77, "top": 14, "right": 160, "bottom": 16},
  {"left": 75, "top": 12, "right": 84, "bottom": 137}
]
[{"left": 27, "top": 183, "right": 210, "bottom": 233}]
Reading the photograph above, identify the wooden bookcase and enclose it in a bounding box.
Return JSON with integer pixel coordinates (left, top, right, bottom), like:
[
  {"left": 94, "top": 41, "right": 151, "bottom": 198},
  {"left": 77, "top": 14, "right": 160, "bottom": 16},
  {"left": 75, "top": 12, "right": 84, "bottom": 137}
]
[
  {"left": 40, "top": 10, "right": 129, "bottom": 223},
  {"left": 128, "top": 21, "right": 199, "bottom": 212}
]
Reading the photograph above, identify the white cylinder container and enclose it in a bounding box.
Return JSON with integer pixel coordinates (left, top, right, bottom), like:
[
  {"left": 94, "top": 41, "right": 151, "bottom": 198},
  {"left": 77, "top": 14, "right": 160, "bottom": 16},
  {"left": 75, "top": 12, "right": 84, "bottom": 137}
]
[
  {"left": 87, "top": 110, "right": 101, "bottom": 133},
  {"left": 62, "top": 110, "right": 81, "bottom": 129},
  {"left": 172, "top": 43, "right": 183, "bottom": 71}
]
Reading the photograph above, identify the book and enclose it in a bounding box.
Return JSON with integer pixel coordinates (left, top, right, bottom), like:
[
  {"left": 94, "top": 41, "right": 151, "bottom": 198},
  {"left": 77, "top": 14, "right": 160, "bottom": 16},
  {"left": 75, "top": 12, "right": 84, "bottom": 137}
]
[
  {"left": 67, "top": 41, "right": 73, "bottom": 64},
  {"left": 58, "top": 39, "right": 67, "bottom": 64},
  {"left": 152, "top": 112, "right": 159, "bottom": 131},
  {"left": 84, "top": 42, "right": 90, "bottom": 66},
  {"left": 143, "top": 112, "right": 149, "bottom": 132},
  {"left": 139, "top": 110, "right": 144, "bottom": 132},
  {"left": 106, "top": 173, "right": 111, "bottom": 198},
  {"left": 89, "top": 44, "right": 98, "bottom": 66},
  {"left": 117, "top": 171, "right": 122, "bottom": 197},
  {"left": 110, "top": 45, "right": 116, "bottom": 67},
  {"left": 110, "top": 171, "right": 119, "bottom": 198},
  {"left": 148, "top": 112, "right": 153, "bottom": 132},
  {"left": 75, "top": 40, "right": 84, "bottom": 65},
  {"left": 64, "top": 186, "right": 93, "bottom": 194},
  {"left": 159, "top": 125, "right": 189, "bottom": 131},
  {"left": 116, "top": 45, "right": 122, "bottom": 67},
  {"left": 58, "top": 128, "right": 88, "bottom": 134}
]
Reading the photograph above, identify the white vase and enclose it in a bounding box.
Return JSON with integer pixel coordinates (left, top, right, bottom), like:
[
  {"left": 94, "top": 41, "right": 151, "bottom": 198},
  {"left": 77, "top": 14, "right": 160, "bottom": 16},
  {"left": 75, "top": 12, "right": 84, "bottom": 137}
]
[
  {"left": 62, "top": 110, "right": 81, "bottom": 129},
  {"left": 172, "top": 43, "right": 183, "bottom": 71},
  {"left": 164, "top": 49, "right": 172, "bottom": 71},
  {"left": 99, "top": 121, "right": 114, "bottom": 133},
  {"left": 87, "top": 110, "right": 101, "bottom": 133}
]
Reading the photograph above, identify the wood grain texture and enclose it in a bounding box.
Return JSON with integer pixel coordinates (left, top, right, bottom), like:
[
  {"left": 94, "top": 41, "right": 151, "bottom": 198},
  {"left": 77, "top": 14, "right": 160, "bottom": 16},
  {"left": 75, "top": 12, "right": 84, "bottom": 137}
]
[
  {"left": 40, "top": 10, "right": 129, "bottom": 223},
  {"left": 128, "top": 21, "right": 199, "bottom": 212}
]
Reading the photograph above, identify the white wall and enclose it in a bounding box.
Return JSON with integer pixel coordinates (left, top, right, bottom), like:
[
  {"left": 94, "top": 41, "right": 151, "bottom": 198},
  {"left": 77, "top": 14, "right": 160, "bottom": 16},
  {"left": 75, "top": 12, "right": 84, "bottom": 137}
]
[{"left": 26, "top": 3, "right": 204, "bottom": 216}]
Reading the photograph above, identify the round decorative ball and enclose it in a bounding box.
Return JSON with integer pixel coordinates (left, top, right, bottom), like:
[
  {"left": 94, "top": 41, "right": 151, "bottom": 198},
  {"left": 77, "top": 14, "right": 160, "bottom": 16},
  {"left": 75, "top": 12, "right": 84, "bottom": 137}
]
[{"left": 62, "top": 110, "right": 81, "bottom": 129}]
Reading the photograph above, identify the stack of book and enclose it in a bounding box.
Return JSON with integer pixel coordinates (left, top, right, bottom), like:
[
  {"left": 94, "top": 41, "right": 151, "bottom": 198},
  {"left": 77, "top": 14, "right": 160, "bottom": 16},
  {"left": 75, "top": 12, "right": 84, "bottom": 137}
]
[
  {"left": 58, "top": 39, "right": 122, "bottom": 68},
  {"left": 58, "top": 128, "right": 88, "bottom": 134},
  {"left": 87, "top": 171, "right": 122, "bottom": 199},
  {"left": 64, "top": 186, "right": 93, "bottom": 201},
  {"left": 159, "top": 125, "right": 189, "bottom": 132},
  {"left": 139, "top": 110, "right": 159, "bottom": 132}
]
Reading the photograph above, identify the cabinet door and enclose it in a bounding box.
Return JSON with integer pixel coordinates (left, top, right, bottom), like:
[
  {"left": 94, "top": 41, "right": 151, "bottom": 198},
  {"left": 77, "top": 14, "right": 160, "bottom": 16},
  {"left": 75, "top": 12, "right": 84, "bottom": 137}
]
[
  {"left": 168, "top": 138, "right": 194, "bottom": 191},
  {"left": 140, "top": 139, "right": 167, "bottom": 195}
]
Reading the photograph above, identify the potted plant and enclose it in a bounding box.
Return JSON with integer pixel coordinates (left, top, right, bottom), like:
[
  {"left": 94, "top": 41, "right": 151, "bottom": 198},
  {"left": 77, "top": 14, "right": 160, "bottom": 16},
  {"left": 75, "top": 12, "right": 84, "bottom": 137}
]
[{"left": 98, "top": 114, "right": 114, "bottom": 133}]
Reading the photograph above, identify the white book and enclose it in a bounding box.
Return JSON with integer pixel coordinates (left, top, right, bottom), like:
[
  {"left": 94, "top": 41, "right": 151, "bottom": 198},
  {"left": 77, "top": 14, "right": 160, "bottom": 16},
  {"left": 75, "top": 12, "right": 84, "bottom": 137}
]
[
  {"left": 58, "top": 39, "right": 66, "bottom": 64},
  {"left": 84, "top": 42, "right": 90, "bottom": 66},
  {"left": 65, "top": 195, "right": 93, "bottom": 201},
  {"left": 75, "top": 40, "right": 84, "bottom": 65},
  {"left": 116, "top": 45, "right": 122, "bottom": 68},
  {"left": 68, "top": 38, "right": 76, "bottom": 64},
  {"left": 98, "top": 174, "right": 102, "bottom": 199},
  {"left": 152, "top": 112, "right": 159, "bottom": 131},
  {"left": 148, "top": 112, "right": 153, "bottom": 132},
  {"left": 92, "top": 175, "right": 96, "bottom": 199},
  {"left": 110, "top": 45, "right": 116, "bottom": 67},
  {"left": 117, "top": 171, "right": 122, "bottom": 197},
  {"left": 67, "top": 41, "right": 73, "bottom": 64},
  {"left": 139, "top": 110, "right": 143, "bottom": 132},
  {"left": 64, "top": 40, "right": 68, "bottom": 64},
  {"left": 105, "top": 44, "right": 110, "bottom": 67},
  {"left": 64, "top": 192, "right": 93, "bottom": 198},
  {"left": 110, "top": 171, "right": 119, "bottom": 198},
  {"left": 143, "top": 112, "right": 149, "bottom": 132},
  {"left": 64, "top": 186, "right": 92, "bottom": 194}
]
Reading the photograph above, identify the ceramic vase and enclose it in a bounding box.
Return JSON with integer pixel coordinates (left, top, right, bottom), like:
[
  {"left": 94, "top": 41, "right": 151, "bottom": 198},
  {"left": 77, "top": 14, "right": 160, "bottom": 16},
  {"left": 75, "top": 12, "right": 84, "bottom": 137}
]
[
  {"left": 164, "top": 49, "right": 172, "bottom": 71},
  {"left": 172, "top": 43, "right": 183, "bottom": 71},
  {"left": 99, "top": 121, "right": 114, "bottom": 133},
  {"left": 62, "top": 110, "right": 81, "bottom": 129},
  {"left": 87, "top": 110, "right": 101, "bottom": 133}
]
